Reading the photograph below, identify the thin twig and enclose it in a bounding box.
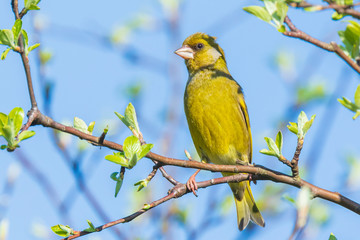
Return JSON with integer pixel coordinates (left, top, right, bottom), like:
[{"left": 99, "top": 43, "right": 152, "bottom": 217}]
[
  {"left": 283, "top": 16, "right": 360, "bottom": 75},
  {"left": 291, "top": 138, "right": 304, "bottom": 178},
  {"left": 289, "top": 1, "right": 360, "bottom": 19}
]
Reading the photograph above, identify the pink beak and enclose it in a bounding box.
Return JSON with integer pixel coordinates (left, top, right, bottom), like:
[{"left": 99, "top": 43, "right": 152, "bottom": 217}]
[{"left": 174, "top": 45, "right": 194, "bottom": 60}]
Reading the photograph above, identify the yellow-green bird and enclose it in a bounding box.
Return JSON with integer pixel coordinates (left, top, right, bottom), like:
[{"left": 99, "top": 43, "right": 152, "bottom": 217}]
[{"left": 175, "top": 32, "right": 265, "bottom": 231}]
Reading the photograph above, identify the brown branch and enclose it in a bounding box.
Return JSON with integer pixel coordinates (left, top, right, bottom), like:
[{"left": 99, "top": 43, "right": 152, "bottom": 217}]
[
  {"left": 26, "top": 112, "right": 360, "bottom": 215},
  {"left": 63, "top": 170, "right": 359, "bottom": 239},
  {"left": 283, "top": 16, "right": 360, "bottom": 75},
  {"left": 289, "top": 1, "right": 360, "bottom": 19},
  {"left": 11, "top": 0, "right": 39, "bottom": 130},
  {"left": 290, "top": 138, "right": 304, "bottom": 178}
]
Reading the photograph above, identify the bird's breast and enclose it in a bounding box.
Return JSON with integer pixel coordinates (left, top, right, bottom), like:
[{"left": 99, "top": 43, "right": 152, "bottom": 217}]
[{"left": 184, "top": 71, "right": 251, "bottom": 165}]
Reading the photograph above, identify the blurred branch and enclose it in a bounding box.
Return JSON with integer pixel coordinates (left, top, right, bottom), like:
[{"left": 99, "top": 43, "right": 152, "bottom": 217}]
[
  {"left": 283, "top": 16, "right": 360, "bottom": 75},
  {"left": 14, "top": 150, "right": 71, "bottom": 223},
  {"left": 289, "top": 1, "right": 360, "bottom": 20}
]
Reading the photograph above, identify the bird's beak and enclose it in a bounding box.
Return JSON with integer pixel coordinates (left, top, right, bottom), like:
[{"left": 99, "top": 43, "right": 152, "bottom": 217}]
[{"left": 174, "top": 45, "right": 194, "bottom": 60}]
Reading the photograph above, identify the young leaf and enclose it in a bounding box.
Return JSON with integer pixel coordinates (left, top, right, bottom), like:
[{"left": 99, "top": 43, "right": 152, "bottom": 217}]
[
  {"left": 243, "top": 6, "right": 272, "bottom": 23},
  {"left": 104, "top": 153, "right": 129, "bottom": 168},
  {"left": 128, "top": 153, "right": 138, "bottom": 169},
  {"left": 17, "top": 130, "right": 35, "bottom": 141},
  {"left": 287, "top": 122, "right": 298, "bottom": 135},
  {"left": 0, "top": 30, "right": 15, "bottom": 48},
  {"left": 1, "top": 48, "right": 11, "bottom": 60},
  {"left": 259, "top": 148, "right": 275, "bottom": 156},
  {"left": 354, "top": 84, "right": 360, "bottom": 106},
  {"left": 8, "top": 107, "right": 24, "bottom": 134},
  {"left": 275, "top": 131, "right": 283, "bottom": 154},
  {"left": 25, "top": 0, "right": 41, "bottom": 10},
  {"left": 87, "top": 121, "right": 95, "bottom": 134},
  {"left": 302, "top": 114, "right": 316, "bottom": 136},
  {"left": 51, "top": 224, "right": 73, "bottom": 237},
  {"left": 114, "top": 177, "right": 123, "bottom": 197},
  {"left": 282, "top": 193, "right": 296, "bottom": 206},
  {"left": 332, "top": 12, "right": 345, "bottom": 20},
  {"left": 134, "top": 179, "right": 149, "bottom": 192},
  {"left": 329, "top": 233, "right": 337, "bottom": 240},
  {"left": 138, "top": 143, "right": 153, "bottom": 159},
  {"left": 27, "top": 43, "right": 40, "bottom": 55},
  {"left": 115, "top": 103, "right": 140, "bottom": 133},
  {"left": 264, "top": 136, "right": 280, "bottom": 157},
  {"left": 123, "top": 135, "right": 141, "bottom": 160},
  {"left": 73, "top": 117, "right": 88, "bottom": 133},
  {"left": 12, "top": 19, "right": 22, "bottom": 43},
  {"left": 83, "top": 220, "right": 97, "bottom": 233}
]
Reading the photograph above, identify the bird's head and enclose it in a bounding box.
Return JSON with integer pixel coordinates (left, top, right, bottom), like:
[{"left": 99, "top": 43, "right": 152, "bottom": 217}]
[{"left": 175, "top": 32, "right": 227, "bottom": 74}]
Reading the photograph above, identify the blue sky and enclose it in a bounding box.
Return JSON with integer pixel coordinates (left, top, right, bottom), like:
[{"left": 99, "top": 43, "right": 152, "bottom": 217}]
[{"left": 0, "top": 0, "right": 360, "bottom": 239}]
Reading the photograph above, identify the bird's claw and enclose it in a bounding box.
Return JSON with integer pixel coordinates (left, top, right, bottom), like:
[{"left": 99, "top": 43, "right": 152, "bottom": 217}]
[
  {"left": 248, "top": 173, "right": 257, "bottom": 185},
  {"left": 186, "top": 175, "right": 198, "bottom": 197}
]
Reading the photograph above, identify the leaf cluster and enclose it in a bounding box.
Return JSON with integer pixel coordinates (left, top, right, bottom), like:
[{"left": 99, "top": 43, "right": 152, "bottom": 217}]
[{"left": 0, "top": 107, "right": 35, "bottom": 151}]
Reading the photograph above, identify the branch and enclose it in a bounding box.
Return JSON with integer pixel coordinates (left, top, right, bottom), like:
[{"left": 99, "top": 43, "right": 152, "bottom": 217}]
[
  {"left": 63, "top": 174, "right": 250, "bottom": 240},
  {"left": 27, "top": 112, "right": 360, "bottom": 215},
  {"left": 11, "top": 0, "right": 39, "bottom": 129},
  {"left": 283, "top": 16, "right": 360, "bottom": 75},
  {"left": 289, "top": 1, "right": 360, "bottom": 20},
  {"left": 290, "top": 138, "right": 304, "bottom": 178}
]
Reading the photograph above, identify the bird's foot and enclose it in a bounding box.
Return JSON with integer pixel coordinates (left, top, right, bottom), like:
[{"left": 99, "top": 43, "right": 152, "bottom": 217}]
[
  {"left": 248, "top": 173, "right": 257, "bottom": 185},
  {"left": 186, "top": 175, "right": 198, "bottom": 197}
]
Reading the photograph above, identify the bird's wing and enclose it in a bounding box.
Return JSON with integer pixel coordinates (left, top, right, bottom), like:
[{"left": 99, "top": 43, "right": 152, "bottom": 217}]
[{"left": 236, "top": 88, "right": 252, "bottom": 163}]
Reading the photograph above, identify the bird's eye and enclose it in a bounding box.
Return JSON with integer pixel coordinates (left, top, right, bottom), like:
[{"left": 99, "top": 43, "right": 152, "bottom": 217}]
[{"left": 196, "top": 43, "right": 204, "bottom": 49}]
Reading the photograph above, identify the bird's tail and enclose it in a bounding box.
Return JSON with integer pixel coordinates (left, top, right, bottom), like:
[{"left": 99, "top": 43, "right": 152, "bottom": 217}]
[{"left": 223, "top": 173, "right": 265, "bottom": 231}]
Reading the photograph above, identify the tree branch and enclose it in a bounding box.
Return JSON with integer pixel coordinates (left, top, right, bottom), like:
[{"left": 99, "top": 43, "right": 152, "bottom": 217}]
[
  {"left": 283, "top": 16, "right": 360, "bottom": 75},
  {"left": 289, "top": 1, "right": 360, "bottom": 20}
]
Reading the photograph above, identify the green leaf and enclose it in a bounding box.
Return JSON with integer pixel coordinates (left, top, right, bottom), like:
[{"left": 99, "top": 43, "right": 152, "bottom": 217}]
[
  {"left": 21, "top": 29, "right": 29, "bottom": 55},
  {"left": 110, "top": 171, "right": 124, "bottom": 197},
  {"left": 123, "top": 135, "right": 141, "bottom": 160},
  {"left": 84, "top": 220, "right": 97, "bottom": 233},
  {"left": 0, "top": 113, "right": 7, "bottom": 125},
  {"left": 329, "top": 233, "right": 337, "bottom": 240},
  {"left": 115, "top": 103, "right": 140, "bottom": 133},
  {"left": 243, "top": 6, "right": 272, "bottom": 23},
  {"left": 128, "top": 153, "right": 138, "bottom": 169},
  {"left": 73, "top": 117, "right": 88, "bottom": 133},
  {"left": 87, "top": 121, "right": 95, "bottom": 134},
  {"left": 104, "top": 153, "right": 129, "bottom": 168},
  {"left": 114, "top": 177, "right": 123, "bottom": 197},
  {"left": 1, "top": 48, "right": 11, "bottom": 60},
  {"left": 12, "top": 19, "right": 22, "bottom": 43},
  {"left": 304, "top": 6, "right": 323, "bottom": 12},
  {"left": 0, "top": 30, "right": 15, "bottom": 48},
  {"left": 259, "top": 149, "right": 275, "bottom": 156},
  {"left": 264, "top": 1, "right": 276, "bottom": 15},
  {"left": 134, "top": 179, "right": 149, "bottom": 192},
  {"left": 17, "top": 130, "right": 35, "bottom": 141},
  {"left": 287, "top": 121, "right": 298, "bottom": 135},
  {"left": 332, "top": 12, "right": 345, "bottom": 21},
  {"left": 302, "top": 114, "right": 316, "bottom": 136},
  {"left": 353, "top": 110, "right": 360, "bottom": 120},
  {"left": 264, "top": 136, "right": 280, "bottom": 157},
  {"left": 275, "top": 1, "right": 288, "bottom": 23},
  {"left": 51, "top": 224, "right": 73, "bottom": 237},
  {"left": 8, "top": 107, "right": 24, "bottom": 134},
  {"left": 138, "top": 143, "right": 153, "bottom": 159},
  {"left": 354, "top": 84, "right": 360, "bottom": 106},
  {"left": 275, "top": 131, "right": 283, "bottom": 154},
  {"left": 25, "top": 0, "right": 41, "bottom": 10},
  {"left": 110, "top": 172, "right": 119, "bottom": 181},
  {"left": 27, "top": 43, "right": 40, "bottom": 55}
]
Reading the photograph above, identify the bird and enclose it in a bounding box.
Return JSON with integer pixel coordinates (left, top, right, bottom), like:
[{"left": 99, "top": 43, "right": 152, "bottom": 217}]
[{"left": 174, "top": 32, "right": 265, "bottom": 231}]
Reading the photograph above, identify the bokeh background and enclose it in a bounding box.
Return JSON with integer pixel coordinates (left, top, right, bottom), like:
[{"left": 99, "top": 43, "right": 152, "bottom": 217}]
[{"left": 0, "top": 0, "right": 360, "bottom": 239}]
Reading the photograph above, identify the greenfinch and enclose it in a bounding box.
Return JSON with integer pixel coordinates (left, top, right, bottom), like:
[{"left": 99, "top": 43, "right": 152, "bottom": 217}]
[{"left": 175, "top": 32, "right": 265, "bottom": 230}]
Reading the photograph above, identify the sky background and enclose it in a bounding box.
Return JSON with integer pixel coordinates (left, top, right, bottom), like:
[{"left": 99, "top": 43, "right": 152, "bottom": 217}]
[{"left": 0, "top": 0, "right": 360, "bottom": 240}]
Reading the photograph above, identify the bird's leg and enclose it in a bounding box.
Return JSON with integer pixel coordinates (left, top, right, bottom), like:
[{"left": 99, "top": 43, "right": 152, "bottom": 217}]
[
  {"left": 248, "top": 173, "right": 257, "bottom": 185},
  {"left": 186, "top": 169, "right": 200, "bottom": 197}
]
